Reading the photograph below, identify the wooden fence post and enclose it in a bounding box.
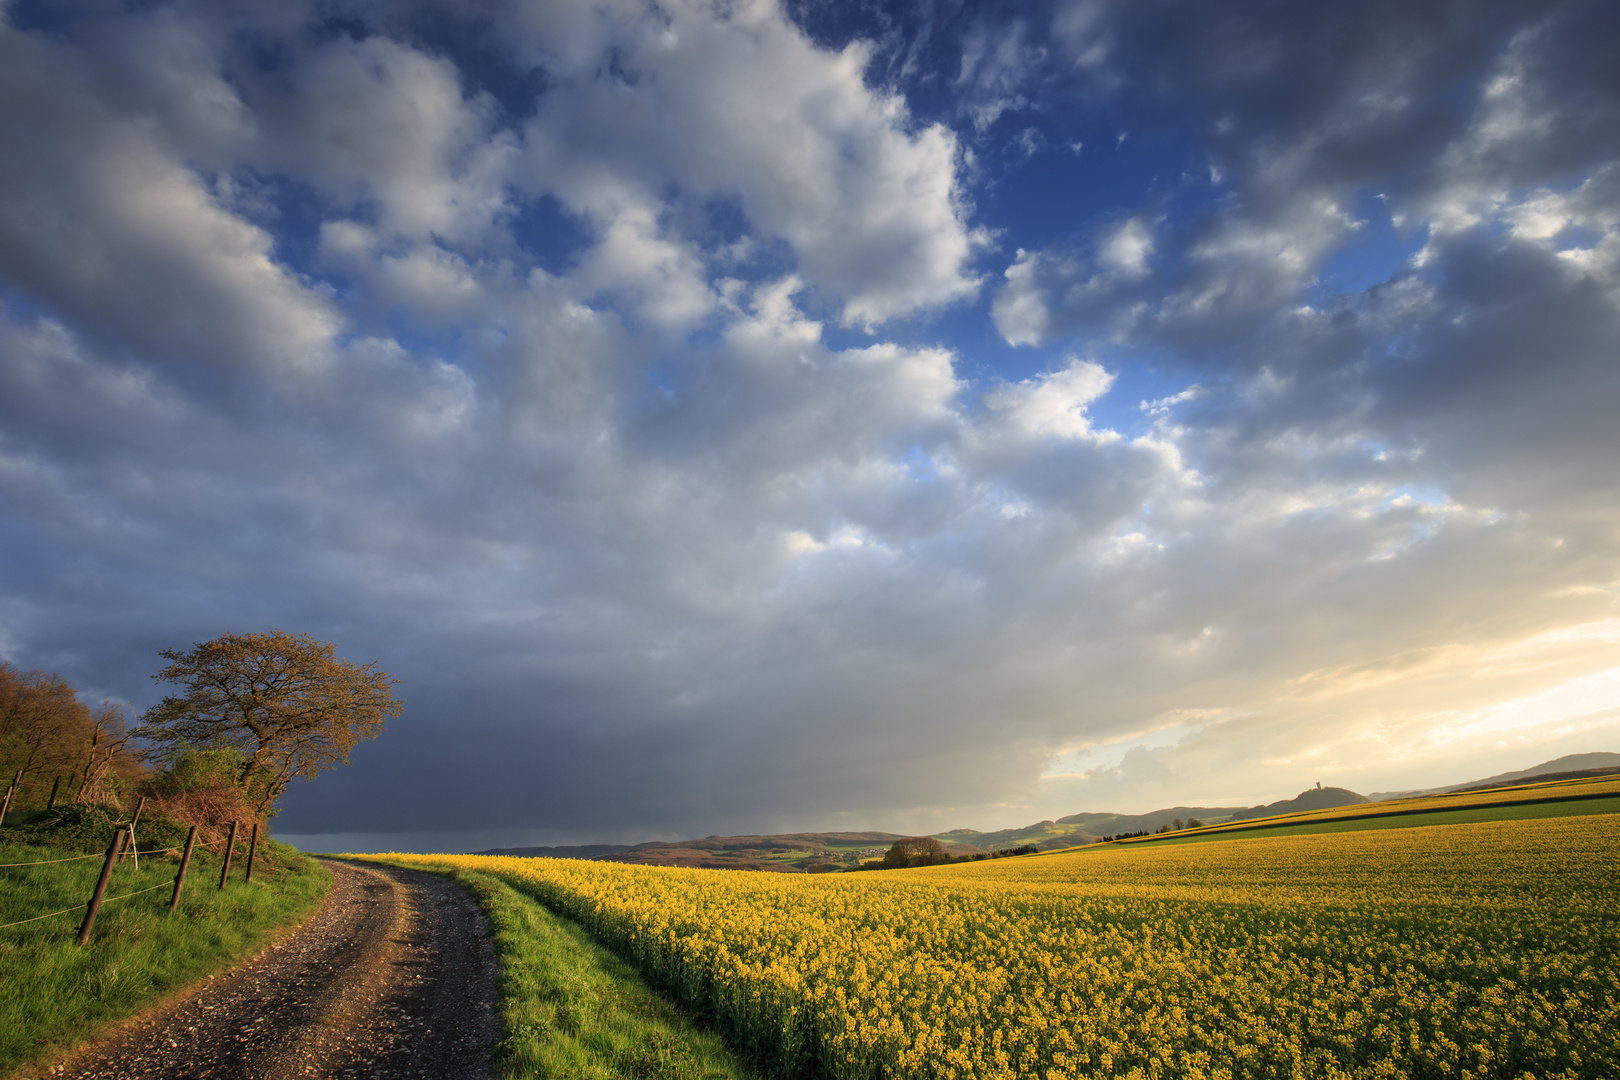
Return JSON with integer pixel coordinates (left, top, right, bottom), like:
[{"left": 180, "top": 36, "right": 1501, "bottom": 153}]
[
  {"left": 118, "top": 797, "right": 146, "bottom": 866},
  {"left": 245, "top": 822, "right": 260, "bottom": 883},
  {"left": 218, "top": 820, "right": 238, "bottom": 889},
  {"left": 46, "top": 775, "right": 61, "bottom": 811},
  {"left": 78, "top": 828, "right": 125, "bottom": 945},
  {"left": 170, "top": 825, "right": 198, "bottom": 914},
  {"left": 0, "top": 768, "right": 21, "bottom": 823}
]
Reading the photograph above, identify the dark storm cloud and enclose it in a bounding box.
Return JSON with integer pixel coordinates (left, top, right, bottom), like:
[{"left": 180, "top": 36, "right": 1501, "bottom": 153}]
[{"left": 1, "top": 0, "right": 1616, "bottom": 851}]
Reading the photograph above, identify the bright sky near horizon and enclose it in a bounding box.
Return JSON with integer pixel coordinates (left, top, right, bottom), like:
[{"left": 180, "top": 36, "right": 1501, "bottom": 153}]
[{"left": 1, "top": 0, "right": 1617, "bottom": 853}]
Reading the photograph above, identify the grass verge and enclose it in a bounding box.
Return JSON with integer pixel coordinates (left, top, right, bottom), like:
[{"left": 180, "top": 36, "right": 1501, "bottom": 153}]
[
  {"left": 0, "top": 825, "right": 329, "bottom": 1078},
  {"left": 370, "top": 860, "right": 760, "bottom": 1080}
]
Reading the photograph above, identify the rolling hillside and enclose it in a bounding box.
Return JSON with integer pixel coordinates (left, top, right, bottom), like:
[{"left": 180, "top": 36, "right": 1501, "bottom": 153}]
[
  {"left": 1367, "top": 752, "right": 1620, "bottom": 800},
  {"left": 475, "top": 752, "right": 1618, "bottom": 871},
  {"left": 1091, "top": 771, "right": 1620, "bottom": 850}
]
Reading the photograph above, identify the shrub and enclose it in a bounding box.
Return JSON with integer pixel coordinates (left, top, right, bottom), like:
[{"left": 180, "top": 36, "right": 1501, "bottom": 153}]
[{"left": 136, "top": 747, "right": 263, "bottom": 855}]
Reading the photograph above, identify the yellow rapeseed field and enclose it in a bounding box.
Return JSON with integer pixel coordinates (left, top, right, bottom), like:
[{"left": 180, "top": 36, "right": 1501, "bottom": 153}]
[{"left": 365, "top": 813, "right": 1618, "bottom": 1079}]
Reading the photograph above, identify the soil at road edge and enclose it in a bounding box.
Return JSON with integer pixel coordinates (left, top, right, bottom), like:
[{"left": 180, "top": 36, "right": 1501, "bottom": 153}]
[{"left": 53, "top": 859, "right": 497, "bottom": 1080}]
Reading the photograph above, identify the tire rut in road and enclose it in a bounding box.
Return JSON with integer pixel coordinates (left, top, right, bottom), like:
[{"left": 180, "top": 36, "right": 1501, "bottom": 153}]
[{"left": 58, "top": 859, "right": 497, "bottom": 1080}]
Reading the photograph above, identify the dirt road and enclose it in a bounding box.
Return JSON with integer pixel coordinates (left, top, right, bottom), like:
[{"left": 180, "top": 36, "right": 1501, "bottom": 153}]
[{"left": 58, "top": 859, "right": 497, "bottom": 1079}]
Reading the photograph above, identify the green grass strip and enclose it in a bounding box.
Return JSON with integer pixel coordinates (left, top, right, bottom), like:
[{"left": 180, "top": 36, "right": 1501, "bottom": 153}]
[
  {"left": 389, "top": 864, "right": 761, "bottom": 1080},
  {"left": 0, "top": 837, "right": 329, "bottom": 1077}
]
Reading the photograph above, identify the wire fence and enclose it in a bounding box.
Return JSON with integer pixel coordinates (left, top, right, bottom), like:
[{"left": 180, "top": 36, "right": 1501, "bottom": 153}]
[
  {"left": 0, "top": 852, "right": 105, "bottom": 867},
  {"left": 3, "top": 808, "right": 253, "bottom": 942},
  {"left": 0, "top": 847, "right": 178, "bottom": 869},
  {"left": 0, "top": 846, "right": 187, "bottom": 931},
  {"left": 0, "top": 881, "right": 174, "bottom": 931},
  {"left": 0, "top": 902, "right": 94, "bottom": 930}
]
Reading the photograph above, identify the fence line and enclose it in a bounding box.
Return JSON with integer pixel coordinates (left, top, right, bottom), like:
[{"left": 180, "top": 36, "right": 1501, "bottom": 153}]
[
  {"left": 0, "top": 902, "right": 90, "bottom": 930},
  {"left": 0, "top": 880, "right": 174, "bottom": 931},
  {"left": 0, "top": 852, "right": 104, "bottom": 867},
  {"left": 102, "top": 881, "right": 173, "bottom": 905},
  {"left": 0, "top": 847, "right": 179, "bottom": 869}
]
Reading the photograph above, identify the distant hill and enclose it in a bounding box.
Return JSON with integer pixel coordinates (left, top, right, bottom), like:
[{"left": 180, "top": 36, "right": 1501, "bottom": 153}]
[
  {"left": 946, "top": 792, "right": 1363, "bottom": 852},
  {"left": 937, "top": 820, "right": 1104, "bottom": 852},
  {"left": 1465, "top": 752, "right": 1620, "bottom": 787},
  {"left": 940, "top": 806, "right": 1249, "bottom": 853},
  {"left": 1368, "top": 752, "right": 1620, "bottom": 801},
  {"left": 1227, "top": 786, "right": 1368, "bottom": 821},
  {"left": 1452, "top": 765, "right": 1620, "bottom": 792},
  {"left": 1056, "top": 805, "right": 1248, "bottom": 834}
]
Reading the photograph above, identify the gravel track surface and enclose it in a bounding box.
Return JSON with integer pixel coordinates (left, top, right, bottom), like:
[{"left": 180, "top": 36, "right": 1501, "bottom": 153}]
[{"left": 54, "top": 859, "right": 497, "bottom": 1080}]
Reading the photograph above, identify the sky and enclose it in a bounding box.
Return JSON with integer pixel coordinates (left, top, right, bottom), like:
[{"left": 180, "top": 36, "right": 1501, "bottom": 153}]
[{"left": 1, "top": 0, "right": 1617, "bottom": 853}]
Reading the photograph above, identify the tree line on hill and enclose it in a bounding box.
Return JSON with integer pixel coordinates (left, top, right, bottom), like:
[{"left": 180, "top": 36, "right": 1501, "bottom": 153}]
[
  {"left": 1, "top": 632, "right": 398, "bottom": 852},
  {"left": 1098, "top": 816, "right": 1210, "bottom": 843}
]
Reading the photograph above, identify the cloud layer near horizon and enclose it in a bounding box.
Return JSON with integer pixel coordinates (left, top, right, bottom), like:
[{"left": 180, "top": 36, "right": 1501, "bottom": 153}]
[{"left": 1, "top": 0, "right": 1616, "bottom": 850}]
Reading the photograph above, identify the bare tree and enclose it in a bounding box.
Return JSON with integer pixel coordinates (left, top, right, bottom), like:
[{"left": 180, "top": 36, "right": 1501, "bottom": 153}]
[
  {"left": 135, "top": 632, "right": 401, "bottom": 816},
  {"left": 77, "top": 702, "right": 140, "bottom": 808}
]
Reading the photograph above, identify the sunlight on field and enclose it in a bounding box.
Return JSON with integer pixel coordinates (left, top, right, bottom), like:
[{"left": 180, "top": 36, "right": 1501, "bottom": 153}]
[
  {"left": 366, "top": 814, "right": 1618, "bottom": 1080},
  {"left": 1139, "top": 773, "right": 1620, "bottom": 844}
]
